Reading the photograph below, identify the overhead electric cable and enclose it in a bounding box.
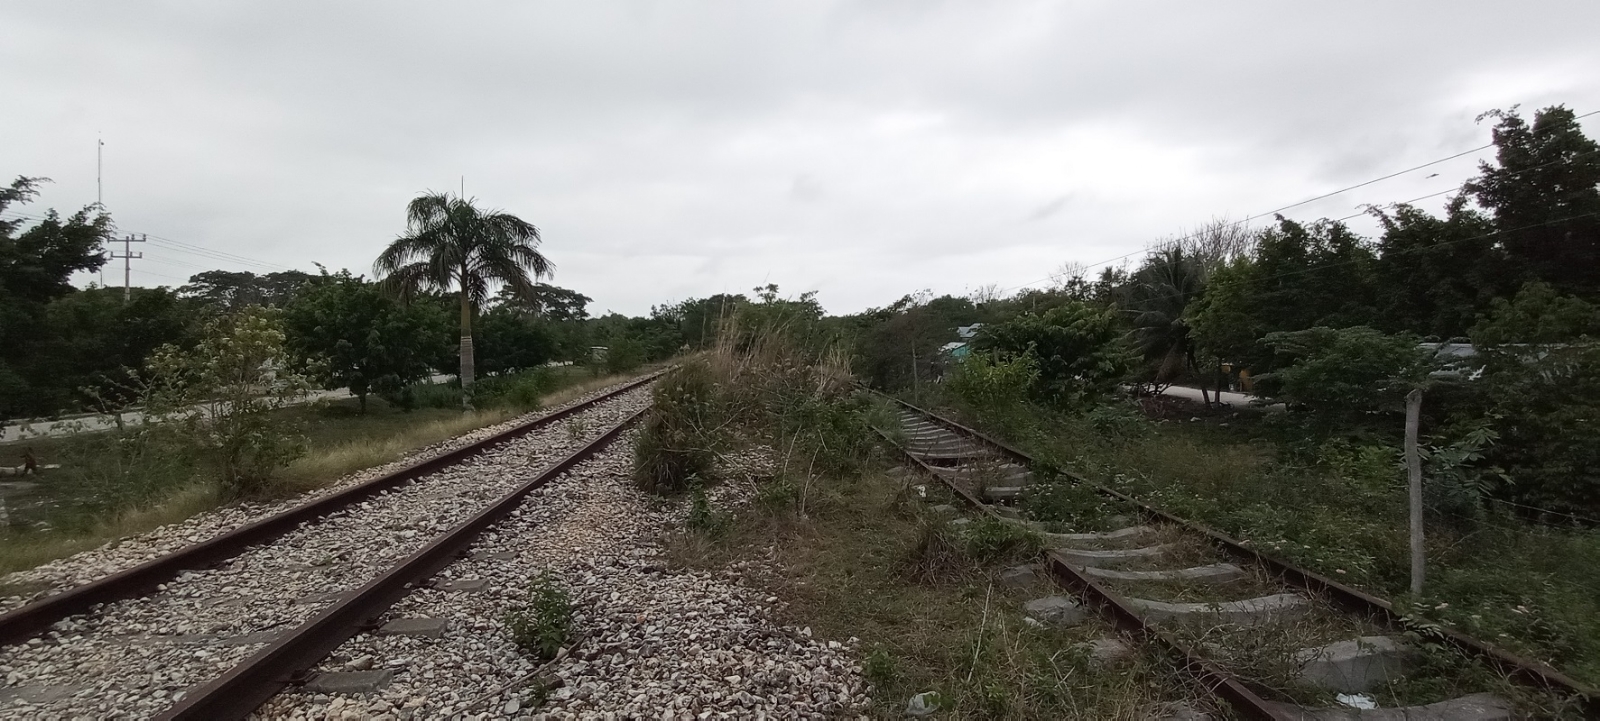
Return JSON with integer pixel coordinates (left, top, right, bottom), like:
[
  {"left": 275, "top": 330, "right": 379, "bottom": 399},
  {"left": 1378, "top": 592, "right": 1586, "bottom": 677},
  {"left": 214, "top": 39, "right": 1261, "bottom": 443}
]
[{"left": 999, "top": 108, "right": 1600, "bottom": 294}]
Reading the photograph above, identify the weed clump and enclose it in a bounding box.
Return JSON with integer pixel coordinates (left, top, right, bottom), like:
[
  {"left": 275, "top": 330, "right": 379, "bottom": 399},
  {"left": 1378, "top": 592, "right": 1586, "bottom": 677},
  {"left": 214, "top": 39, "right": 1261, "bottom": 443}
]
[
  {"left": 503, "top": 572, "right": 573, "bottom": 660},
  {"left": 905, "top": 516, "right": 1043, "bottom": 583},
  {"left": 961, "top": 516, "right": 1044, "bottom": 563},
  {"left": 634, "top": 363, "right": 722, "bottom": 495},
  {"left": 686, "top": 477, "right": 733, "bottom": 536}
]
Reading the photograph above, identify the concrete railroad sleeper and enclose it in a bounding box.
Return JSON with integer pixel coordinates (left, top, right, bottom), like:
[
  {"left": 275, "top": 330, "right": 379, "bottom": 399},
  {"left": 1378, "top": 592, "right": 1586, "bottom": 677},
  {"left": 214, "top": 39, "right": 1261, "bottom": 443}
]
[
  {"left": 155, "top": 406, "right": 646, "bottom": 720},
  {"left": 876, "top": 392, "right": 1599, "bottom": 719},
  {"left": 0, "top": 370, "right": 664, "bottom": 647}
]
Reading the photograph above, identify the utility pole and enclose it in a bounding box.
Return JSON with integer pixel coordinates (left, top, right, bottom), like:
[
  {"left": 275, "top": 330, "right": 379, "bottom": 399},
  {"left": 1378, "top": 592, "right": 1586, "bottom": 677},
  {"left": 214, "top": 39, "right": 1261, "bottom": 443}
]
[
  {"left": 98, "top": 136, "right": 106, "bottom": 287},
  {"left": 111, "top": 233, "right": 146, "bottom": 304}
]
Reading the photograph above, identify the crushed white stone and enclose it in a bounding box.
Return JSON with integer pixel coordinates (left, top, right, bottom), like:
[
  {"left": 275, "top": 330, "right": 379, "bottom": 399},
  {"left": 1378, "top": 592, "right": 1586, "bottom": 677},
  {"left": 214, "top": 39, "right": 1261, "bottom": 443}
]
[
  {"left": 252, "top": 435, "right": 867, "bottom": 720},
  {"left": 0, "top": 386, "right": 651, "bottom": 720},
  {"left": 0, "top": 377, "right": 652, "bottom": 614}
]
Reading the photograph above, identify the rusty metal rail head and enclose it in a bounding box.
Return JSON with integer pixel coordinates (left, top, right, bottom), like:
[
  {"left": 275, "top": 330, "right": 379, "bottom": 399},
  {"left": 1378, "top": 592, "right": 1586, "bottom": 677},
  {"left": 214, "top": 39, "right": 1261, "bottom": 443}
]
[
  {"left": 0, "top": 371, "right": 662, "bottom": 647},
  {"left": 875, "top": 421, "right": 1286, "bottom": 719},
  {"left": 872, "top": 390, "right": 1600, "bottom": 713},
  {"left": 156, "top": 406, "right": 646, "bottom": 720}
]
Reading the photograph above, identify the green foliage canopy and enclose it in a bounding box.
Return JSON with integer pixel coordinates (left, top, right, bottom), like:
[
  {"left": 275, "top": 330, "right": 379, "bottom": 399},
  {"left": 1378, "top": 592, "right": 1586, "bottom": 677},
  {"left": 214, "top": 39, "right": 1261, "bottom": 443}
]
[
  {"left": 972, "top": 301, "right": 1129, "bottom": 407},
  {"left": 282, "top": 270, "right": 451, "bottom": 412}
]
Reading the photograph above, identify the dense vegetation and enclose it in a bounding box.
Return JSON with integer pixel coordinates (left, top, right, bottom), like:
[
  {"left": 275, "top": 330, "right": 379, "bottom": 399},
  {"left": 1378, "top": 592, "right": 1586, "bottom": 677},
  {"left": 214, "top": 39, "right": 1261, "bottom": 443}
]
[{"left": 842, "top": 105, "right": 1600, "bottom": 522}]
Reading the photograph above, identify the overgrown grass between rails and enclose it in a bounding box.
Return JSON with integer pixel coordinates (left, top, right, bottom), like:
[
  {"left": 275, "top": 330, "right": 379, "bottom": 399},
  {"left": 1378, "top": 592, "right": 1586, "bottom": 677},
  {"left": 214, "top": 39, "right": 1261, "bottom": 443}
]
[
  {"left": 665, "top": 464, "right": 1210, "bottom": 719},
  {"left": 0, "top": 366, "right": 666, "bottom": 577},
  {"left": 926, "top": 388, "right": 1600, "bottom": 690}
]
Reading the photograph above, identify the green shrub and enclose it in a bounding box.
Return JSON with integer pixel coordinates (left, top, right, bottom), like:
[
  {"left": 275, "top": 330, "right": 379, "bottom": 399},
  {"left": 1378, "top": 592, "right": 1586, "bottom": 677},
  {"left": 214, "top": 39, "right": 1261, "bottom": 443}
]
[
  {"left": 685, "top": 478, "right": 732, "bottom": 536},
  {"left": 1024, "top": 475, "right": 1115, "bottom": 532},
  {"left": 474, "top": 367, "right": 557, "bottom": 411},
  {"left": 142, "top": 307, "right": 311, "bottom": 498},
  {"left": 383, "top": 379, "right": 460, "bottom": 411},
  {"left": 961, "top": 516, "right": 1044, "bottom": 563},
  {"left": 633, "top": 363, "right": 721, "bottom": 495},
  {"left": 861, "top": 646, "right": 898, "bottom": 687},
  {"left": 1256, "top": 326, "right": 1432, "bottom": 424},
  {"left": 503, "top": 572, "right": 573, "bottom": 660},
  {"left": 947, "top": 352, "right": 1039, "bottom": 435},
  {"left": 755, "top": 477, "right": 801, "bottom": 513},
  {"left": 970, "top": 301, "right": 1131, "bottom": 408}
]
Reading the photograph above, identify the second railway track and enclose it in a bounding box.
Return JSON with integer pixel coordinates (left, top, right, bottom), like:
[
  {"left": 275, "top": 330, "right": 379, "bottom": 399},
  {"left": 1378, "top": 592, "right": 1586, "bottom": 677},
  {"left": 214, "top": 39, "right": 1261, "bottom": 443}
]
[
  {"left": 0, "top": 374, "right": 659, "bottom": 719},
  {"left": 880, "top": 394, "right": 1598, "bottom": 720}
]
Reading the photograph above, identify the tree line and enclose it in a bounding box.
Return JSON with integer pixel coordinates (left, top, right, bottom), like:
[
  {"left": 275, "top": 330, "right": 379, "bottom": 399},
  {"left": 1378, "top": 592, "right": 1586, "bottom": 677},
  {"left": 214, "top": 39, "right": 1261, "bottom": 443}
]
[{"left": 840, "top": 105, "right": 1600, "bottom": 520}]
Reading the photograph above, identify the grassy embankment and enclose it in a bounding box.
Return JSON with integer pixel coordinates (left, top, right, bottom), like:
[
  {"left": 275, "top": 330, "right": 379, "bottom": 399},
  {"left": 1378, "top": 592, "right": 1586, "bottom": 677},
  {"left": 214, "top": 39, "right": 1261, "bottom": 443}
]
[
  {"left": 631, "top": 337, "right": 1211, "bottom": 717},
  {"left": 937, "top": 393, "right": 1600, "bottom": 690},
  {"left": 667, "top": 458, "right": 1211, "bottom": 719},
  {"left": 0, "top": 364, "right": 663, "bottom": 578}
]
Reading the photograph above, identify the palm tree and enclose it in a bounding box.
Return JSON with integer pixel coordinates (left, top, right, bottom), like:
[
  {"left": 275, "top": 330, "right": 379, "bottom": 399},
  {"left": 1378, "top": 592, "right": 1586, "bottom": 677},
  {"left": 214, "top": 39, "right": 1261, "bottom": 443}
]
[
  {"left": 1127, "top": 247, "right": 1206, "bottom": 398},
  {"left": 375, "top": 192, "right": 552, "bottom": 408}
]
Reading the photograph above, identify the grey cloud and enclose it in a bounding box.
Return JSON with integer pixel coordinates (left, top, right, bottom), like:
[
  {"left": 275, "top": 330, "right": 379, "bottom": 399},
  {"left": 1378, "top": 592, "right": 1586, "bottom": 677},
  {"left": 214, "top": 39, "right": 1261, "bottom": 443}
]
[{"left": 3, "top": 2, "right": 1598, "bottom": 315}]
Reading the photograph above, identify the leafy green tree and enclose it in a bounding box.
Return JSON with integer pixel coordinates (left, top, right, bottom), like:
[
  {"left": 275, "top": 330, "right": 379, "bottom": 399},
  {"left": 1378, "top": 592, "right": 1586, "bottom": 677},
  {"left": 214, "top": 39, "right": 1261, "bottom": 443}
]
[
  {"left": 971, "top": 301, "right": 1129, "bottom": 407},
  {"left": 1371, "top": 198, "right": 1504, "bottom": 338},
  {"left": 490, "top": 283, "right": 592, "bottom": 321},
  {"left": 1470, "top": 281, "right": 1600, "bottom": 345},
  {"left": 477, "top": 305, "right": 557, "bottom": 376},
  {"left": 1185, "top": 217, "right": 1380, "bottom": 375},
  {"left": 41, "top": 286, "right": 198, "bottom": 412},
  {"left": 1462, "top": 280, "right": 1600, "bottom": 517},
  {"left": 179, "top": 269, "right": 314, "bottom": 310},
  {"left": 652, "top": 293, "right": 748, "bottom": 350},
  {"left": 1185, "top": 258, "right": 1262, "bottom": 381},
  {"left": 0, "top": 176, "right": 112, "bottom": 420},
  {"left": 851, "top": 293, "right": 981, "bottom": 391},
  {"left": 1251, "top": 216, "right": 1380, "bottom": 332},
  {"left": 1256, "top": 326, "right": 1432, "bottom": 423},
  {"left": 282, "top": 271, "right": 451, "bottom": 412},
  {"left": 374, "top": 192, "right": 552, "bottom": 409},
  {"left": 1465, "top": 106, "right": 1600, "bottom": 298}
]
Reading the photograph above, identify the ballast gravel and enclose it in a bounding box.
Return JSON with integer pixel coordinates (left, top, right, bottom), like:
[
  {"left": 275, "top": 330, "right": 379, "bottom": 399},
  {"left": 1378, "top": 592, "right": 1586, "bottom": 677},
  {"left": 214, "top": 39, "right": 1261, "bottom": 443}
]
[
  {"left": 253, "top": 435, "right": 867, "bottom": 720},
  {"left": 0, "top": 386, "right": 652, "bottom": 720},
  {"left": 0, "top": 378, "right": 654, "bottom": 615}
]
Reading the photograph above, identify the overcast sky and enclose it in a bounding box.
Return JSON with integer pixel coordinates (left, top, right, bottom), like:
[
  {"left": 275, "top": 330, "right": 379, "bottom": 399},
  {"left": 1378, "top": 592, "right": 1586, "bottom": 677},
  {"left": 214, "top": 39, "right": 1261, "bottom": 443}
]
[{"left": 3, "top": 2, "right": 1598, "bottom": 316}]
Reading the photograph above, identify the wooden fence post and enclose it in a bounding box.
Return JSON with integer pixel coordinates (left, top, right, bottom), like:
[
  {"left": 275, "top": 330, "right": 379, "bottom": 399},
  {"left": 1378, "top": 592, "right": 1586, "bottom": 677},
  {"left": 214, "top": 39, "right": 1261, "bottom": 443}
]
[{"left": 1405, "top": 388, "right": 1425, "bottom": 596}]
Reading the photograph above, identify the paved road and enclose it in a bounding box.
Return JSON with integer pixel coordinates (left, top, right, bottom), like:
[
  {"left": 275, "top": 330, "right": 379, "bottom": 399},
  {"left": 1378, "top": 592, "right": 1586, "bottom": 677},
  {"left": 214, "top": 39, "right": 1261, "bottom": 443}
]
[
  {"left": 1159, "top": 385, "right": 1284, "bottom": 411},
  {"left": 1, "top": 375, "right": 454, "bottom": 442}
]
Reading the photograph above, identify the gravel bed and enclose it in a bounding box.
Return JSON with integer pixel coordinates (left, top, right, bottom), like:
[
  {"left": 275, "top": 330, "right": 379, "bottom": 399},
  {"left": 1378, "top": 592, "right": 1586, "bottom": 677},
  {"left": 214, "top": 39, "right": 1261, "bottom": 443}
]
[
  {"left": 253, "top": 434, "right": 867, "bottom": 720},
  {"left": 0, "top": 387, "right": 652, "bottom": 720},
  {"left": 0, "top": 376, "right": 654, "bottom": 613}
]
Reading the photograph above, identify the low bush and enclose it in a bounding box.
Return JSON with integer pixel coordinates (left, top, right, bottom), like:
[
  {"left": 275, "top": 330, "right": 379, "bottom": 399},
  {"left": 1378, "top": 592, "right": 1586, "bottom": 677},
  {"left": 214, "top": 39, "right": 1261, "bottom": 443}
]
[
  {"left": 503, "top": 572, "right": 574, "bottom": 660},
  {"left": 633, "top": 362, "right": 722, "bottom": 495},
  {"left": 904, "top": 516, "right": 1043, "bottom": 583},
  {"left": 685, "top": 478, "right": 733, "bottom": 536},
  {"left": 960, "top": 516, "right": 1043, "bottom": 563}
]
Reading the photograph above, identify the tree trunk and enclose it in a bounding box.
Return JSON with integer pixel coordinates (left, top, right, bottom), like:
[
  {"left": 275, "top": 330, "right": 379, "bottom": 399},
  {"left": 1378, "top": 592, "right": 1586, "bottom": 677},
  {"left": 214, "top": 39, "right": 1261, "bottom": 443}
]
[{"left": 460, "top": 287, "right": 475, "bottom": 411}]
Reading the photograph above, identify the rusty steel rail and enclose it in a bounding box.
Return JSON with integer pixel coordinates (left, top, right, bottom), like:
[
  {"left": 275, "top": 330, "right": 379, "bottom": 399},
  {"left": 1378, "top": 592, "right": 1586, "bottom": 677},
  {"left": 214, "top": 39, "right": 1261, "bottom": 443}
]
[
  {"left": 878, "top": 392, "right": 1600, "bottom": 714},
  {"left": 0, "top": 371, "right": 662, "bottom": 647},
  {"left": 876, "top": 426, "right": 1290, "bottom": 720},
  {"left": 157, "top": 405, "right": 646, "bottom": 720}
]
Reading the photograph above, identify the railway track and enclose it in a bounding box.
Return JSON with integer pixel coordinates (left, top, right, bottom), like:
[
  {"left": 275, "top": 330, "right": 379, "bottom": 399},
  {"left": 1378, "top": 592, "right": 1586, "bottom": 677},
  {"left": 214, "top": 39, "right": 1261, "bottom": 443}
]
[
  {"left": 0, "top": 374, "right": 660, "bottom": 719},
  {"left": 879, "top": 395, "right": 1598, "bottom": 720}
]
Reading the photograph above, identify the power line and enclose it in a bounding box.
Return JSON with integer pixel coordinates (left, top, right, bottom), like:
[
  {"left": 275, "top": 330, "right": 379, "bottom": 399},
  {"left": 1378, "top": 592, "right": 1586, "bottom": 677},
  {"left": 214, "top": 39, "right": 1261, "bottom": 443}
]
[
  {"left": 1, "top": 211, "right": 293, "bottom": 273},
  {"left": 1001, "top": 108, "right": 1600, "bottom": 294},
  {"left": 143, "top": 237, "right": 292, "bottom": 272}
]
